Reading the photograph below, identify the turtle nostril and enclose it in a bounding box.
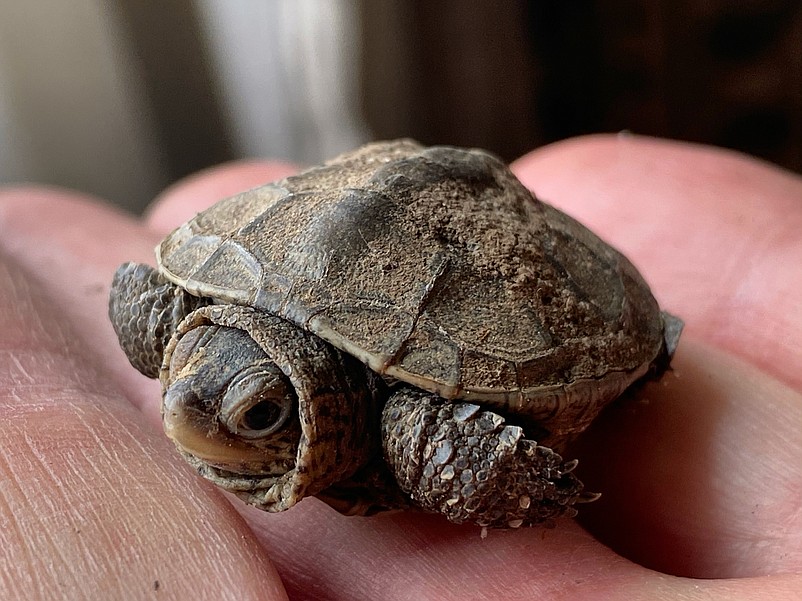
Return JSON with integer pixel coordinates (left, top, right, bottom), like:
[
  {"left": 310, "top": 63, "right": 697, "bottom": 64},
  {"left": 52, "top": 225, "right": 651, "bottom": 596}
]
[
  {"left": 163, "top": 379, "right": 199, "bottom": 417},
  {"left": 162, "top": 379, "right": 210, "bottom": 447}
]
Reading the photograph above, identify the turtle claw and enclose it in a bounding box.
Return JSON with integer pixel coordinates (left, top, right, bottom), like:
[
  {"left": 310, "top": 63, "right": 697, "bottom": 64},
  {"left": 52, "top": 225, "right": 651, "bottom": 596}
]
[{"left": 561, "top": 458, "right": 579, "bottom": 474}]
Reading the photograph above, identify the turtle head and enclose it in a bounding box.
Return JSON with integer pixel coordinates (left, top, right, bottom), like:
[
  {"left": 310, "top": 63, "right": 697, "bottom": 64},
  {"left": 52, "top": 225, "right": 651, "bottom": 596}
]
[
  {"left": 162, "top": 325, "right": 302, "bottom": 478},
  {"left": 160, "top": 305, "right": 383, "bottom": 512}
]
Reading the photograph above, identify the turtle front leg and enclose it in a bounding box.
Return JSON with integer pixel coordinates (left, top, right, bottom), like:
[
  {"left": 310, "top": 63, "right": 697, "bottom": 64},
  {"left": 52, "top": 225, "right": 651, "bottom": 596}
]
[
  {"left": 381, "top": 388, "right": 597, "bottom": 528},
  {"left": 108, "top": 262, "right": 207, "bottom": 378}
]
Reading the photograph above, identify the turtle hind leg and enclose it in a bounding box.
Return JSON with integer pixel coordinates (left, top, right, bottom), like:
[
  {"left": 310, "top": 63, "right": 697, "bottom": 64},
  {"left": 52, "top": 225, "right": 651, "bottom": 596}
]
[
  {"left": 109, "top": 262, "right": 207, "bottom": 378},
  {"left": 381, "top": 387, "right": 595, "bottom": 528}
]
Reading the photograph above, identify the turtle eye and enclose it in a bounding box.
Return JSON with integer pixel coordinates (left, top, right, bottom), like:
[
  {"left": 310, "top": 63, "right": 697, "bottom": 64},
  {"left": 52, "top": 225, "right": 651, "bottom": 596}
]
[{"left": 220, "top": 362, "right": 296, "bottom": 439}]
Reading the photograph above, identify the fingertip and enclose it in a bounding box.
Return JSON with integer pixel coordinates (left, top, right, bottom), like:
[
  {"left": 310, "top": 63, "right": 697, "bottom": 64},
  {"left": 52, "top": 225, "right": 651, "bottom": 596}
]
[
  {"left": 512, "top": 132, "right": 801, "bottom": 218},
  {"left": 145, "top": 160, "right": 298, "bottom": 235},
  {"left": 575, "top": 339, "right": 802, "bottom": 578}
]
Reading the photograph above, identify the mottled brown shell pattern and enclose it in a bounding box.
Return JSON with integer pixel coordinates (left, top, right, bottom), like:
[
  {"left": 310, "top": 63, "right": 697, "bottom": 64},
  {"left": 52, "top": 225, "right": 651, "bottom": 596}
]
[{"left": 157, "top": 140, "right": 664, "bottom": 437}]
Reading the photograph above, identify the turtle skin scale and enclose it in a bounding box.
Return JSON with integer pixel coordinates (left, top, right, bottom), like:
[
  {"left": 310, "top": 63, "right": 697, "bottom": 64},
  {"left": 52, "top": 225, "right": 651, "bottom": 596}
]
[{"left": 109, "top": 139, "right": 681, "bottom": 528}]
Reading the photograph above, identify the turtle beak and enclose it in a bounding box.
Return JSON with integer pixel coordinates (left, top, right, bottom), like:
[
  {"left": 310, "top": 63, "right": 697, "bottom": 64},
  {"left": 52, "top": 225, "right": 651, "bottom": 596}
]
[
  {"left": 162, "top": 379, "right": 276, "bottom": 469},
  {"left": 160, "top": 322, "right": 301, "bottom": 476}
]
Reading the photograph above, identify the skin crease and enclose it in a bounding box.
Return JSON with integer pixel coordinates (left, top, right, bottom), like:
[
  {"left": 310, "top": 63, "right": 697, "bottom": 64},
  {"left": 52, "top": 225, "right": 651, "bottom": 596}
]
[{"left": 0, "top": 134, "right": 798, "bottom": 600}]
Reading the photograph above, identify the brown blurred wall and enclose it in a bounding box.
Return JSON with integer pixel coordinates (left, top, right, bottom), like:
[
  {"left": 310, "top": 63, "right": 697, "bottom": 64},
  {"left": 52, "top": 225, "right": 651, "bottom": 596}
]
[{"left": 361, "top": 0, "right": 802, "bottom": 171}]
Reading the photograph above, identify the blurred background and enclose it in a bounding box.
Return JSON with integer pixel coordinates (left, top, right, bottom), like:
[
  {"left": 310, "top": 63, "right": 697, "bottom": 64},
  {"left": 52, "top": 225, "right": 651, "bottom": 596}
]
[{"left": 1, "top": 0, "right": 800, "bottom": 214}]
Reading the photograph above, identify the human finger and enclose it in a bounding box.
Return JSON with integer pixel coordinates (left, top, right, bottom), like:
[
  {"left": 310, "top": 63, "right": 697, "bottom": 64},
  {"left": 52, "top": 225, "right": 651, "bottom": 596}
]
[
  {"left": 511, "top": 135, "right": 802, "bottom": 576},
  {"left": 0, "top": 187, "right": 162, "bottom": 420},
  {"left": 146, "top": 160, "right": 297, "bottom": 236},
  {"left": 0, "top": 189, "right": 289, "bottom": 600},
  {"left": 239, "top": 473, "right": 801, "bottom": 601},
  {"left": 575, "top": 340, "right": 802, "bottom": 577}
]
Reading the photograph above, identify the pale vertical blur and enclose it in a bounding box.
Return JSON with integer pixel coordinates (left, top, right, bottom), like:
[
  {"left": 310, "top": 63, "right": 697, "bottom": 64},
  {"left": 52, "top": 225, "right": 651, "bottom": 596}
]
[
  {"left": 195, "top": 0, "right": 369, "bottom": 164},
  {"left": 0, "top": 1, "right": 367, "bottom": 213}
]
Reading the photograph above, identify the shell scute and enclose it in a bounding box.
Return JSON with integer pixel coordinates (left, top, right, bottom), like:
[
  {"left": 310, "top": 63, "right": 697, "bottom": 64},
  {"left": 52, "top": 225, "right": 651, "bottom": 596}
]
[
  {"left": 187, "top": 240, "right": 262, "bottom": 301},
  {"left": 394, "top": 322, "right": 463, "bottom": 392}
]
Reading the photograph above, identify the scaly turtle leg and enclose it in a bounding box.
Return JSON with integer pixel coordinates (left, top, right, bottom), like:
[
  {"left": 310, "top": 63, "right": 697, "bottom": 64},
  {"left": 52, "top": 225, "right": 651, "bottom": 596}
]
[
  {"left": 108, "top": 262, "right": 207, "bottom": 377},
  {"left": 381, "top": 387, "right": 597, "bottom": 528}
]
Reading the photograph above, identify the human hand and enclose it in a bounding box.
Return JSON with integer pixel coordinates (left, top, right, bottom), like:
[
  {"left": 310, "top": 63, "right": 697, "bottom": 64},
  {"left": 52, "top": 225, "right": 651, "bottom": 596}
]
[{"left": 1, "top": 135, "right": 799, "bottom": 600}]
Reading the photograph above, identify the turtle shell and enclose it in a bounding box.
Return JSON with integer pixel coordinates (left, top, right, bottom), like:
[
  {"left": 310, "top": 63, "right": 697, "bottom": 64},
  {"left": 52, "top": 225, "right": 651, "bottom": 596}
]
[{"left": 157, "top": 140, "right": 665, "bottom": 435}]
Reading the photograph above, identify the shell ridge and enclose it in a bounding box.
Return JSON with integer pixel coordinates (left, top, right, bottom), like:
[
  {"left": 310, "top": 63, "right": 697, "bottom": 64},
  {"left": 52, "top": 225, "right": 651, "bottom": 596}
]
[{"left": 386, "top": 252, "right": 451, "bottom": 369}]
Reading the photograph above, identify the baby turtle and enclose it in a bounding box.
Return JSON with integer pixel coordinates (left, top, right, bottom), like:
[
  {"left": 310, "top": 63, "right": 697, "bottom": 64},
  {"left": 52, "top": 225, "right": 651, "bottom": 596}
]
[{"left": 109, "top": 140, "right": 682, "bottom": 528}]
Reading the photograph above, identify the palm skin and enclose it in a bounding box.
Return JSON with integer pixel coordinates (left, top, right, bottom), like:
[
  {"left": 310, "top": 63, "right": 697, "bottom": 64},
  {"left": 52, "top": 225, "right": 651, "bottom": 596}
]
[{"left": 0, "top": 135, "right": 799, "bottom": 600}]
